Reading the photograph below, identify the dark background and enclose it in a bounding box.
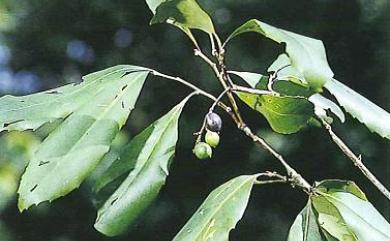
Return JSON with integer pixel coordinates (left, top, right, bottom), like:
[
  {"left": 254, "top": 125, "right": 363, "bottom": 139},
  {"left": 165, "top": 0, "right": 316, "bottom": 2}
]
[{"left": 0, "top": 0, "right": 389, "bottom": 240}]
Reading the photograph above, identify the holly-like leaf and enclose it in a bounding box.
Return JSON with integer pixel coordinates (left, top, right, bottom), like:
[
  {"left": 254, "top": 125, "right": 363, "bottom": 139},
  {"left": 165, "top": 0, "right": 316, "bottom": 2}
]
[
  {"left": 94, "top": 95, "right": 192, "bottom": 237},
  {"left": 289, "top": 180, "right": 390, "bottom": 241},
  {"left": 17, "top": 66, "right": 149, "bottom": 211},
  {"left": 230, "top": 71, "right": 314, "bottom": 134},
  {"left": 325, "top": 78, "right": 390, "bottom": 139},
  {"left": 172, "top": 175, "right": 258, "bottom": 241},
  {"left": 226, "top": 19, "right": 334, "bottom": 91},
  {"left": 145, "top": 0, "right": 215, "bottom": 45}
]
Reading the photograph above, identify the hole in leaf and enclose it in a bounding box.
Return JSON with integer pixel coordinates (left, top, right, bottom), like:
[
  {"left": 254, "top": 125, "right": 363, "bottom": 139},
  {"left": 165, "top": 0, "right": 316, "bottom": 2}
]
[
  {"left": 121, "top": 85, "right": 128, "bottom": 91},
  {"left": 121, "top": 101, "right": 125, "bottom": 109},
  {"left": 110, "top": 197, "right": 118, "bottom": 205},
  {"left": 46, "top": 90, "right": 62, "bottom": 94},
  {"left": 30, "top": 184, "right": 38, "bottom": 192},
  {"left": 120, "top": 69, "right": 148, "bottom": 78},
  {"left": 38, "top": 161, "right": 50, "bottom": 166},
  {"left": 3, "top": 119, "right": 24, "bottom": 128}
]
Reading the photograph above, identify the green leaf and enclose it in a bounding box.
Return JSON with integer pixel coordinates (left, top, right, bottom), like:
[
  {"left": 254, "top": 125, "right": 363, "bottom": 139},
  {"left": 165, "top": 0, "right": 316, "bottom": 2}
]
[
  {"left": 288, "top": 201, "right": 323, "bottom": 241},
  {"left": 289, "top": 180, "right": 390, "bottom": 241},
  {"left": 94, "top": 95, "right": 192, "bottom": 237},
  {"left": 228, "top": 71, "right": 265, "bottom": 89},
  {"left": 0, "top": 66, "right": 147, "bottom": 132},
  {"left": 240, "top": 93, "right": 313, "bottom": 134},
  {"left": 314, "top": 180, "right": 390, "bottom": 241},
  {"left": 308, "top": 94, "right": 345, "bottom": 123},
  {"left": 268, "top": 54, "right": 307, "bottom": 86},
  {"left": 93, "top": 126, "right": 153, "bottom": 193},
  {"left": 172, "top": 175, "right": 258, "bottom": 241},
  {"left": 311, "top": 195, "right": 357, "bottom": 240},
  {"left": 316, "top": 192, "right": 390, "bottom": 240},
  {"left": 17, "top": 66, "right": 148, "bottom": 211},
  {"left": 145, "top": 0, "right": 215, "bottom": 44},
  {"left": 266, "top": 56, "right": 345, "bottom": 123},
  {"left": 226, "top": 19, "right": 334, "bottom": 90},
  {"left": 230, "top": 71, "right": 314, "bottom": 134},
  {"left": 314, "top": 180, "right": 367, "bottom": 200},
  {"left": 325, "top": 78, "right": 390, "bottom": 139}
]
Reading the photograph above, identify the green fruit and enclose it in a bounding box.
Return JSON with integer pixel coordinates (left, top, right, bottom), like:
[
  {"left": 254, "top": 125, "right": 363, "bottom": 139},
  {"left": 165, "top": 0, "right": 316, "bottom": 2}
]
[
  {"left": 193, "top": 142, "right": 212, "bottom": 160},
  {"left": 205, "top": 130, "right": 220, "bottom": 148}
]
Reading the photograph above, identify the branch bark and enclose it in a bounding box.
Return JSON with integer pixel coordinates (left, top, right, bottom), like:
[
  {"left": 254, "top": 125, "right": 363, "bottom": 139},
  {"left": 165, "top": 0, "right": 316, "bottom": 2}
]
[{"left": 322, "top": 121, "right": 390, "bottom": 200}]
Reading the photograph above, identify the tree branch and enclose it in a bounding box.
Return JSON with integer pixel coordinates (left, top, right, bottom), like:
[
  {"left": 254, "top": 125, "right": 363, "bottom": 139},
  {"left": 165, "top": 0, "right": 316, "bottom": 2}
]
[
  {"left": 194, "top": 34, "right": 313, "bottom": 194},
  {"left": 322, "top": 121, "right": 390, "bottom": 200},
  {"left": 194, "top": 49, "right": 245, "bottom": 127},
  {"left": 231, "top": 85, "right": 279, "bottom": 96},
  {"left": 241, "top": 126, "right": 312, "bottom": 192},
  {"left": 255, "top": 171, "right": 288, "bottom": 185},
  {"left": 151, "top": 70, "right": 230, "bottom": 112}
]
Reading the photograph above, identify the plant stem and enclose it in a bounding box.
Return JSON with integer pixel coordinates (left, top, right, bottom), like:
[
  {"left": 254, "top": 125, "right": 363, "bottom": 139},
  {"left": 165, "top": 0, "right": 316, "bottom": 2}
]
[
  {"left": 241, "top": 125, "right": 312, "bottom": 192},
  {"left": 195, "top": 33, "right": 313, "bottom": 193},
  {"left": 322, "top": 121, "right": 390, "bottom": 200},
  {"left": 231, "top": 85, "right": 279, "bottom": 96},
  {"left": 151, "top": 70, "right": 230, "bottom": 112},
  {"left": 195, "top": 88, "right": 235, "bottom": 143},
  {"left": 194, "top": 49, "right": 245, "bottom": 127},
  {"left": 255, "top": 171, "right": 288, "bottom": 185}
]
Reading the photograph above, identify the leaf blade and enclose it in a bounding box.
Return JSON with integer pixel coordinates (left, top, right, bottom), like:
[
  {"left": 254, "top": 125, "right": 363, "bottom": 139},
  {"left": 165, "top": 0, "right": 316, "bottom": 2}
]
[
  {"left": 325, "top": 78, "right": 390, "bottom": 139},
  {"left": 309, "top": 180, "right": 390, "bottom": 241},
  {"left": 226, "top": 19, "right": 334, "bottom": 90},
  {"left": 288, "top": 202, "right": 323, "bottom": 241},
  {"left": 323, "top": 192, "right": 390, "bottom": 240},
  {"left": 145, "top": 0, "right": 215, "bottom": 37},
  {"left": 17, "top": 66, "right": 148, "bottom": 210},
  {"left": 94, "top": 96, "right": 191, "bottom": 236},
  {"left": 172, "top": 175, "right": 258, "bottom": 241}
]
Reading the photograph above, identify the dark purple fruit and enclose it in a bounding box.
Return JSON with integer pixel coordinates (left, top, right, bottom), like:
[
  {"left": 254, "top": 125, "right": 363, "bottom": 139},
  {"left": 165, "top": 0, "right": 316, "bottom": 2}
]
[{"left": 206, "top": 112, "right": 222, "bottom": 132}]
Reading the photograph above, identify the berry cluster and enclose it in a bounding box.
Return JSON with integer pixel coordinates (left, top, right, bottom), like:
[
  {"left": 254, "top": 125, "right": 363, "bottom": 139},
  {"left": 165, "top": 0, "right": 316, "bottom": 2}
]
[{"left": 193, "top": 112, "right": 222, "bottom": 160}]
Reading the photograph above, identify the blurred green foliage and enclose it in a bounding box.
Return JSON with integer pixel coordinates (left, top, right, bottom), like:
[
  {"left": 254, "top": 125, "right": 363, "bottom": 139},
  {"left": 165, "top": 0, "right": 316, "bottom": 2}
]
[{"left": 0, "top": 0, "right": 389, "bottom": 241}]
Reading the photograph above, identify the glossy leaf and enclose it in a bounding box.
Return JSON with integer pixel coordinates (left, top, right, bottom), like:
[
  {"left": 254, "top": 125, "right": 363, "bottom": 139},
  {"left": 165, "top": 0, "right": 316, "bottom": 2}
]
[
  {"left": 226, "top": 19, "right": 334, "bottom": 90},
  {"left": 172, "top": 175, "right": 258, "bottom": 241},
  {"left": 145, "top": 0, "right": 214, "bottom": 45},
  {"left": 230, "top": 71, "right": 314, "bottom": 134},
  {"left": 94, "top": 95, "right": 192, "bottom": 236},
  {"left": 17, "top": 66, "right": 148, "bottom": 211},
  {"left": 325, "top": 78, "right": 390, "bottom": 139}
]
